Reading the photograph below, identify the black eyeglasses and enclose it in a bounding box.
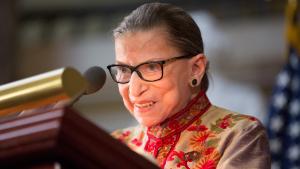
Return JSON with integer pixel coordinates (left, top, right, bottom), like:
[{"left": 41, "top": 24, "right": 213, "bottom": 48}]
[{"left": 107, "top": 54, "right": 194, "bottom": 84}]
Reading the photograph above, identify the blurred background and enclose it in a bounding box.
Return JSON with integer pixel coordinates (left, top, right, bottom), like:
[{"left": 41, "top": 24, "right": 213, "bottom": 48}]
[{"left": 0, "top": 0, "right": 286, "bottom": 132}]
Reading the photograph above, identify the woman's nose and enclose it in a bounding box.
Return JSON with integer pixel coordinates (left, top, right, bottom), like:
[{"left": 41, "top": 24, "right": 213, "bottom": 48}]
[{"left": 129, "top": 72, "right": 147, "bottom": 97}]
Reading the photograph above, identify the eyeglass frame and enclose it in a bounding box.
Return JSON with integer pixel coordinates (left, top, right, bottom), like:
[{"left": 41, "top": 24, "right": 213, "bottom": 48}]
[{"left": 106, "top": 54, "right": 195, "bottom": 84}]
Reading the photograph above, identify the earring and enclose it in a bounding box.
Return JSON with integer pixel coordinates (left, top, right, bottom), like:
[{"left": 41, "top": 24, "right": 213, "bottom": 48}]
[{"left": 191, "top": 79, "right": 198, "bottom": 87}]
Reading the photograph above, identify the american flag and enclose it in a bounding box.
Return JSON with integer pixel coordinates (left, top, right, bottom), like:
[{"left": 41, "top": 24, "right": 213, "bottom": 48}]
[{"left": 267, "top": 47, "right": 300, "bottom": 169}]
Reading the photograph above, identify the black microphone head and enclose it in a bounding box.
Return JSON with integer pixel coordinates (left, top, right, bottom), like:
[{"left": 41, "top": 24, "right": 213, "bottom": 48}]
[{"left": 83, "top": 66, "right": 106, "bottom": 95}]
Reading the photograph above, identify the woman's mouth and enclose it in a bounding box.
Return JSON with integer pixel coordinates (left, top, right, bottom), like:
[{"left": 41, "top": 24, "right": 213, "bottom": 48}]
[
  {"left": 133, "top": 101, "right": 156, "bottom": 113},
  {"left": 135, "top": 101, "right": 155, "bottom": 108}
]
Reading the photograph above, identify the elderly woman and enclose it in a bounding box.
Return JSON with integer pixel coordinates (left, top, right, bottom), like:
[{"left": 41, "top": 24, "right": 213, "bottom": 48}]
[{"left": 107, "top": 2, "right": 270, "bottom": 169}]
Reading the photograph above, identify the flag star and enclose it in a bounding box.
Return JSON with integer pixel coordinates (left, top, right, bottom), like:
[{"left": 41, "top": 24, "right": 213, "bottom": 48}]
[
  {"left": 270, "top": 139, "right": 282, "bottom": 153},
  {"left": 270, "top": 116, "right": 284, "bottom": 132},
  {"left": 290, "top": 53, "right": 299, "bottom": 69},
  {"left": 291, "top": 167, "right": 300, "bottom": 169},
  {"left": 288, "top": 145, "right": 300, "bottom": 161},
  {"left": 271, "top": 162, "right": 280, "bottom": 169},
  {"left": 289, "top": 122, "right": 300, "bottom": 138},
  {"left": 277, "top": 71, "right": 290, "bottom": 88},
  {"left": 273, "top": 93, "right": 287, "bottom": 109},
  {"left": 291, "top": 77, "right": 300, "bottom": 92},
  {"left": 290, "top": 99, "right": 300, "bottom": 116}
]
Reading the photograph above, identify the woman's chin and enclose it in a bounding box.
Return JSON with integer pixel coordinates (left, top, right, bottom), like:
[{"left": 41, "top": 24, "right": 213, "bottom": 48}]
[{"left": 137, "top": 118, "right": 160, "bottom": 127}]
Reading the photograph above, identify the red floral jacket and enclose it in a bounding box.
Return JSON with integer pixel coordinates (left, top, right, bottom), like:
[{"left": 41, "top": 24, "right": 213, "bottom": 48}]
[{"left": 112, "top": 92, "right": 271, "bottom": 169}]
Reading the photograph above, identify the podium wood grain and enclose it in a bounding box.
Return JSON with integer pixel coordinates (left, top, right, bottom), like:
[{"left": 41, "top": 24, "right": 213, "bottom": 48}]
[{"left": 0, "top": 107, "right": 159, "bottom": 169}]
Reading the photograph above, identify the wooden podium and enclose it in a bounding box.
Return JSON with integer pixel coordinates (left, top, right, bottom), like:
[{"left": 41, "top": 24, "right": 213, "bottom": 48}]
[{"left": 0, "top": 107, "right": 159, "bottom": 169}]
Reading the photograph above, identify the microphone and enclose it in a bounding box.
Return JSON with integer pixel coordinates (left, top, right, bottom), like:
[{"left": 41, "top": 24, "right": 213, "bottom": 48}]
[
  {"left": 69, "top": 66, "right": 106, "bottom": 106},
  {"left": 0, "top": 67, "right": 87, "bottom": 116},
  {"left": 0, "top": 66, "right": 106, "bottom": 116},
  {"left": 83, "top": 66, "right": 106, "bottom": 95}
]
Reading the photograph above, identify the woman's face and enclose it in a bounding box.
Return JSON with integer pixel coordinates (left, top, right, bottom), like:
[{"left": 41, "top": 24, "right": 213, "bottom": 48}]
[{"left": 115, "top": 28, "right": 198, "bottom": 127}]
